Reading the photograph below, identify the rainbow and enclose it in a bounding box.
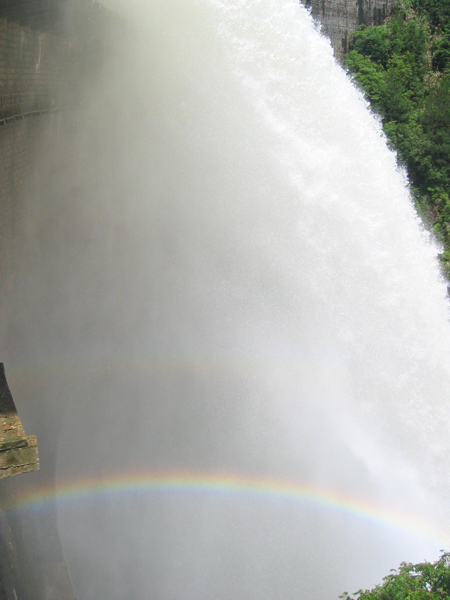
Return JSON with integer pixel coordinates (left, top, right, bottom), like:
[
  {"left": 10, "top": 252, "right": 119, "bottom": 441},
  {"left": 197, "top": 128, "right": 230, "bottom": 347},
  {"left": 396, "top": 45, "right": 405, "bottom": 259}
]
[{"left": 4, "top": 471, "right": 449, "bottom": 547}]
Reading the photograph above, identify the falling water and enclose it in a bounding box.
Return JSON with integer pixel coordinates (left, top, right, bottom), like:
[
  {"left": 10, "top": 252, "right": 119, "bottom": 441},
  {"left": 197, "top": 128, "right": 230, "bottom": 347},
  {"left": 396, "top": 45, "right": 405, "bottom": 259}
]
[{"left": 5, "top": 0, "right": 450, "bottom": 598}]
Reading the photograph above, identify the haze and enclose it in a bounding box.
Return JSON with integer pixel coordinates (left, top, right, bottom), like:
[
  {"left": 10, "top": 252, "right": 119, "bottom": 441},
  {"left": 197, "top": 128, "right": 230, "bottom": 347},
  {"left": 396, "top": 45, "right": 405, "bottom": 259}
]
[{"left": 4, "top": 1, "right": 450, "bottom": 598}]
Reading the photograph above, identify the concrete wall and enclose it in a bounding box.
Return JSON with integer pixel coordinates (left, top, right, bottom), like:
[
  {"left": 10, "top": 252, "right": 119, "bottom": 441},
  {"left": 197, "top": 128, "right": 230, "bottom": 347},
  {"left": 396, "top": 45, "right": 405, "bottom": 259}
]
[
  {"left": 0, "top": 2, "right": 117, "bottom": 300},
  {"left": 0, "top": 14, "right": 76, "bottom": 298},
  {"left": 0, "top": 17, "right": 77, "bottom": 99},
  {"left": 303, "top": 0, "right": 396, "bottom": 60},
  {"left": 0, "top": 115, "right": 52, "bottom": 300}
]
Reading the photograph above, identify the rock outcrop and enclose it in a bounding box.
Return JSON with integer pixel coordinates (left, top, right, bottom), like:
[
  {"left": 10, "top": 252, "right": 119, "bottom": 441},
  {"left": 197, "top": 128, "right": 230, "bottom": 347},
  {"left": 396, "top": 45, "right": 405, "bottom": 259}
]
[{"left": 303, "top": 0, "right": 396, "bottom": 61}]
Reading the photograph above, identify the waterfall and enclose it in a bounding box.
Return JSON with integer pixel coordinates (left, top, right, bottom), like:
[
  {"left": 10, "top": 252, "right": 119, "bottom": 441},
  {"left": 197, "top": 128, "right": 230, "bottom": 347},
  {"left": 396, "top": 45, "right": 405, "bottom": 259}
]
[{"left": 6, "top": 0, "right": 450, "bottom": 598}]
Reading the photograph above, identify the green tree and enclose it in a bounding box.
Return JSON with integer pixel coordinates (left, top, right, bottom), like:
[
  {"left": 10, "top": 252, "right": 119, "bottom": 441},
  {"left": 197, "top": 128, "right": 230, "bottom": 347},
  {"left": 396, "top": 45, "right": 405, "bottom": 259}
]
[
  {"left": 339, "top": 552, "right": 450, "bottom": 600},
  {"left": 344, "top": 0, "right": 450, "bottom": 276},
  {"left": 421, "top": 74, "right": 450, "bottom": 186},
  {"left": 352, "top": 24, "right": 390, "bottom": 67},
  {"left": 431, "top": 27, "right": 450, "bottom": 71},
  {"left": 344, "top": 49, "right": 385, "bottom": 106},
  {"left": 412, "top": 0, "right": 450, "bottom": 31},
  {"left": 381, "top": 54, "right": 414, "bottom": 122}
]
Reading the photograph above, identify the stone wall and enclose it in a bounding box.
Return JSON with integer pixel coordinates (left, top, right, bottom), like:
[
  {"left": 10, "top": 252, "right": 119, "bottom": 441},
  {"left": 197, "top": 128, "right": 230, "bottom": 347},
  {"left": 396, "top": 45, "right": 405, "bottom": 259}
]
[{"left": 303, "top": 0, "right": 397, "bottom": 60}]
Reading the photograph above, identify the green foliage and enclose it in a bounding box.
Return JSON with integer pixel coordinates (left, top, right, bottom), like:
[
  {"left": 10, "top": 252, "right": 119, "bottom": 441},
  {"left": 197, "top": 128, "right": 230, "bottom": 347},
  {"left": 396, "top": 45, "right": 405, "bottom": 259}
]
[
  {"left": 351, "top": 24, "right": 390, "bottom": 67},
  {"left": 412, "top": 0, "right": 450, "bottom": 31},
  {"left": 339, "top": 552, "right": 450, "bottom": 600},
  {"left": 345, "top": 50, "right": 385, "bottom": 106},
  {"left": 431, "top": 29, "right": 450, "bottom": 71},
  {"left": 344, "top": 0, "right": 450, "bottom": 276}
]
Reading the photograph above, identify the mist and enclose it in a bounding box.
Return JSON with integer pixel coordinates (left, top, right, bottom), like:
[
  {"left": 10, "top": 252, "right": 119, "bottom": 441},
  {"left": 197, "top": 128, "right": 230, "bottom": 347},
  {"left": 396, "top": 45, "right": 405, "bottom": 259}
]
[{"left": 3, "top": 0, "right": 450, "bottom": 598}]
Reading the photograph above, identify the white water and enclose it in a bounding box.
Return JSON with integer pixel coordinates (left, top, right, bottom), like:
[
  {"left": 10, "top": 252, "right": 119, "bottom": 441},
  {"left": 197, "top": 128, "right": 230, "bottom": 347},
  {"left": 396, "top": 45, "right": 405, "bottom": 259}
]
[{"left": 6, "top": 0, "right": 450, "bottom": 598}]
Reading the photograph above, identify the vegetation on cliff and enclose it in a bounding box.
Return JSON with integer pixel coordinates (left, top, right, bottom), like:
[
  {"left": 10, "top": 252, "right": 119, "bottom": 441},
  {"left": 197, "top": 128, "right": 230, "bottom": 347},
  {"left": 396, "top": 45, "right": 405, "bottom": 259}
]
[
  {"left": 339, "top": 552, "right": 450, "bottom": 599},
  {"left": 344, "top": 0, "right": 450, "bottom": 277}
]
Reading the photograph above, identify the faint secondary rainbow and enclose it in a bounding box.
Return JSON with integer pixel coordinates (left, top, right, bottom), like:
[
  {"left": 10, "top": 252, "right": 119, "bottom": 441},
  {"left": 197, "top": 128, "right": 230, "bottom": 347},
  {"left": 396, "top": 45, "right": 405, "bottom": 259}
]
[{"left": 2, "top": 471, "right": 449, "bottom": 547}]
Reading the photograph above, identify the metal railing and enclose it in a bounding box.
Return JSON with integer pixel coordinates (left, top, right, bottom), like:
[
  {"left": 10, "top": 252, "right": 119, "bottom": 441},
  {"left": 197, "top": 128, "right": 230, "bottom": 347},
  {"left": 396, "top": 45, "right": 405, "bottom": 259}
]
[{"left": 0, "top": 92, "right": 55, "bottom": 124}]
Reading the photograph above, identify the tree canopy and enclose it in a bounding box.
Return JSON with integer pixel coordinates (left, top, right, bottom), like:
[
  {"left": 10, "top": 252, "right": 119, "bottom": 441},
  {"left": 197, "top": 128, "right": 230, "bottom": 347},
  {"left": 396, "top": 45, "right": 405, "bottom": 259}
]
[
  {"left": 339, "top": 552, "right": 450, "bottom": 600},
  {"left": 344, "top": 0, "right": 450, "bottom": 277}
]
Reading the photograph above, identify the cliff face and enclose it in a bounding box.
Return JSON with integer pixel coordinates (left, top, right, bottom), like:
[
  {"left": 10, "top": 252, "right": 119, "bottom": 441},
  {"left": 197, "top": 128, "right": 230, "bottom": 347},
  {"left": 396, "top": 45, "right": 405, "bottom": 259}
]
[{"left": 303, "top": 0, "right": 396, "bottom": 60}]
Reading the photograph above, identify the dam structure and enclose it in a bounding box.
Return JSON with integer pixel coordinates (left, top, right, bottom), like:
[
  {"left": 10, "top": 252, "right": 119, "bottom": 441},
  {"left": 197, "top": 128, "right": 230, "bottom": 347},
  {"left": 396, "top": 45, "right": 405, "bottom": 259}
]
[{"left": 0, "top": 2, "right": 118, "bottom": 597}]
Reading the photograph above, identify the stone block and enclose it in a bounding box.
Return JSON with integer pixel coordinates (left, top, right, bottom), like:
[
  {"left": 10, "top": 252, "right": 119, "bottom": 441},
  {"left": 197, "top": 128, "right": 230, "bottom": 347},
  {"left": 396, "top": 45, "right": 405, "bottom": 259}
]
[{"left": 0, "top": 364, "right": 39, "bottom": 479}]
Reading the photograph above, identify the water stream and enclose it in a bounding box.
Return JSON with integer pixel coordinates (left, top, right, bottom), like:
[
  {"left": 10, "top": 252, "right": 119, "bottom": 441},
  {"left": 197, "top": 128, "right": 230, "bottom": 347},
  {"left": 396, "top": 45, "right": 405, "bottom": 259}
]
[{"left": 6, "top": 0, "right": 450, "bottom": 598}]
